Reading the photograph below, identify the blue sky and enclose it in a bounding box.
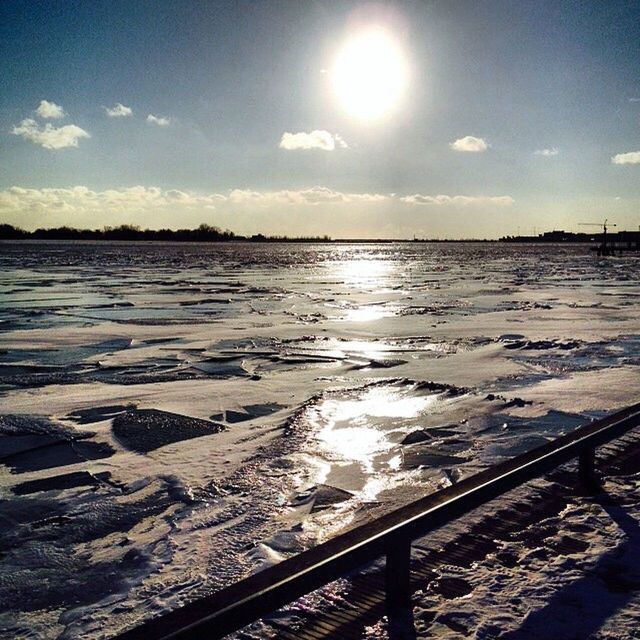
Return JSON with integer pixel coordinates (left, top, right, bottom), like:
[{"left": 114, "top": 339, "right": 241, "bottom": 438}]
[{"left": 1, "top": 0, "right": 639, "bottom": 238}]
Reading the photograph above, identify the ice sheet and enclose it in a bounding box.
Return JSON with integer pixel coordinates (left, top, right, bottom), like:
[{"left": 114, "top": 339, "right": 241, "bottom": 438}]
[{"left": 0, "top": 241, "right": 638, "bottom": 638}]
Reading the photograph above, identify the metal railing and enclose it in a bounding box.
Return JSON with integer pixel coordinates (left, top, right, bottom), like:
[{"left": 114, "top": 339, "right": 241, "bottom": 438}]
[{"left": 117, "top": 402, "right": 640, "bottom": 640}]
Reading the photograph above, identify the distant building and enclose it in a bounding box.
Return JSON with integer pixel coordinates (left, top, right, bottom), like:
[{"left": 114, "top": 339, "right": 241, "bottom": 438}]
[{"left": 498, "top": 228, "right": 639, "bottom": 251}]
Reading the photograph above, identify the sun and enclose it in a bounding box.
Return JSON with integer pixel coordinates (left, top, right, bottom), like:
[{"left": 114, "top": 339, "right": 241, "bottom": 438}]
[{"left": 331, "top": 27, "right": 408, "bottom": 121}]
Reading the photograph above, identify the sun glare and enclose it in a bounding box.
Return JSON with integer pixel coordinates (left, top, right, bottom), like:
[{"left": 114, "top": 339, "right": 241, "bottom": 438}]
[{"left": 331, "top": 27, "right": 408, "bottom": 121}]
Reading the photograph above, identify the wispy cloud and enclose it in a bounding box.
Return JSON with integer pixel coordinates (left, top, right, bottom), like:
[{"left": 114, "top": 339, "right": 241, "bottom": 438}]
[
  {"left": 35, "top": 100, "right": 66, "bottom": 119},
  {"left": 611, "top": 151, "right": 640, "bottom": 165},
  {"left": 400, "top": 194, "right": 514, "bottom": 206},
  {"left": 147, "top": 114, "right": 170, "bottom": 126},
  {"left": 534, "top": 147, "right": 559, "bottom": 157},
  {"left": 279, "top": 130, "right": 347, "bottom": 151},
  {"left": 629, "top": 98, "right": 640, "bottom": 103},
  {"left": 449, "top": 136, "right": 488, "bottom": 153},
  {"left": 11, "top": 119, "right": 90, "bottom": 150},
  {"left": 105, "top": 103, "right": 133, "bottom": 117}
]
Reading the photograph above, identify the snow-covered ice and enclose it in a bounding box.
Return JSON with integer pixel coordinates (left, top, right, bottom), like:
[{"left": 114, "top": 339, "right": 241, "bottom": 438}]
[{"left": 0, "top": 241, "right": 638, "bottom": 639}]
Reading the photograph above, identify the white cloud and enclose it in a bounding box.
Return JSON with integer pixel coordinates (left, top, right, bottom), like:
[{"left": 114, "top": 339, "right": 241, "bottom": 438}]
[
  {"left": 105, "top": 103, "right": 132, "bottom": 117},
  {"left": 35, "top": 100, "right": 66, "bottom": 119},
  {"left": 534, "top": 147, "right": 559, "bottom": 157},
  {"left": 0, "top": 186, "right": 515, "bottom": 220},
  {"left": 0, "top": 185, "right": 388, "bottom": 236},
  {"left": 0, "top": 186, "right": 225, "bottom": 217},
  {"left": 334, "top": 134, "right": 348, "bottom": 149},
  {"left": 0, "top": 186, "right": 387, "bottom": 216},
  {"left": 400, "top": 194, "right": 514, "bottom": 206},
  {"left": 11, "top": 118, "right": 90, "bottom": 150},
  {"left": 229, "top": 186, "right": 386, "bottom": 205},
  {"left": 1, "top": 185, "right": 525, "bottom": 237},
  {"left": 449, "top": 136, "right": 488, "bottom": 153},
  {"left": 629, "top": 98, "right": 640, "bottom": 102},
  {"left": 611, "top": 151, "right": 640, "bottom": 165},
  {"left": 347, "top": 192, "right": 387, "bottom": 202},
  {"left": 147, "top": 114, "right": 170, "bottom": 126},
  {"left": 279, "top": 130, "right": 347, "bottom": 151}
]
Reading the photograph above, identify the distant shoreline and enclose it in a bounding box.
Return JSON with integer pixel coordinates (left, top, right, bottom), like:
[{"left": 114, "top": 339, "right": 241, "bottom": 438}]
[
  {"left": 0, "top": 237, "right": 599, "bottom": 244},
  {"left": 0, "top": 223, "right": 620, "bottom": 244}
]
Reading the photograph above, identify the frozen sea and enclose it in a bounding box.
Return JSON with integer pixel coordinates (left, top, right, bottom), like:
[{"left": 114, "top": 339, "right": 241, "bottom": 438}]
[{"left": 0, "top": 241, "right": 639, "bottom": 639}]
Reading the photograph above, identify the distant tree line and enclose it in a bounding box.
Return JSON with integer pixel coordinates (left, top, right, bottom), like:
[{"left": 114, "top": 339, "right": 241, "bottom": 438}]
[{"left": 0, "top": 223, "right": 331, "bottom": 243}]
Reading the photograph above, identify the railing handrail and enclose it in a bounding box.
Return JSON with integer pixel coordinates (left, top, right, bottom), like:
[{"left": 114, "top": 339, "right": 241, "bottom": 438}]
[{"left": 117, "top": 401, "right": 640, "bottom": 640}]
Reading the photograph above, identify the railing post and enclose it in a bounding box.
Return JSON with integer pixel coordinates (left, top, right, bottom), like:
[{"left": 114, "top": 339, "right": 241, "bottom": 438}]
[
  {"left": 579, "top": 446, "right": 600, "bottom": 493},
  {"left": 385, "top": 537, "right": 412, "bottom": 611}
]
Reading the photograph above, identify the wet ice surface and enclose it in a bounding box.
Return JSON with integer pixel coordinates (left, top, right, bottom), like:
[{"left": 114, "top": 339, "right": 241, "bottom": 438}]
[{"left": 0, "top": 241, "right": 639, "bottom": 639}]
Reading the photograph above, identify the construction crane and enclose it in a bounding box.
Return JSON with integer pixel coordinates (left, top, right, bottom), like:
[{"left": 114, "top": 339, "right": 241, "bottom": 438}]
[{"left": 579, "top": 219, "right": 617, "bottom": 256}]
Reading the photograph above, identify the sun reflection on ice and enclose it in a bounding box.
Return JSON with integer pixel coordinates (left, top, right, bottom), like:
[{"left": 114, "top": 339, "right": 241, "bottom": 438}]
[
  {"left": 300, "top": 383, "right": 457, "bottom": 542},
  {"left": 318, "top": 338, "right": 390, "bottom": 361},
  {"left": 337, "top": 258, "right": 394, "bottom": 290},
  {"left": 317, "top": 425, "right": 386, "bottom": 473},
  {"left": 341, "top": 305, "right": 395, "bottom": 322},
  {"left": 327, "top": 257, "right": 402, "bottom": 320},
  {"left": 314, "top": 386, "right": 436, "bottom": 476},
  {"left": 388, "top": 454, "right": 402, "bottom": 470},
  {"left": 326, "top": 386, "right": 435, "bottom": 420}
]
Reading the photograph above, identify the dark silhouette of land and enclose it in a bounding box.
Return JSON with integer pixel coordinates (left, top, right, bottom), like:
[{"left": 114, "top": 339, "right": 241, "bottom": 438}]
[
  {"left": 0, "top": 223, "right": 329, "bottom": 243},
  {"left": 499, "top": 229, "right": 640, "bottom": 254},
  {"left": 1, "top": 223, "right": 639, "bottom": 247}
]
